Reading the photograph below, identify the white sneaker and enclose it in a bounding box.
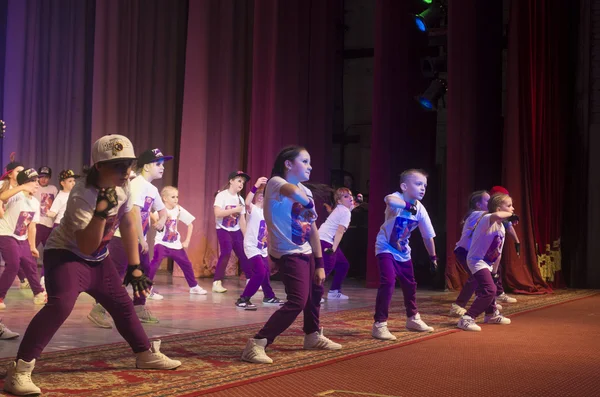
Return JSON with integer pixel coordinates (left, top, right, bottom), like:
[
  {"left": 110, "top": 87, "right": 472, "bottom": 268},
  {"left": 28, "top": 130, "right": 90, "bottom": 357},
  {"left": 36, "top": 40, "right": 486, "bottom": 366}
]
[
  {"left": 303, "top": 328, "right": 342, "bottom": 350},
  {"left": 147, "top": 288, "right": 164, "bottom": 300},
  {"left": 406, "top": 313, "right": 434, "bottom": 332},
  {"left": 189, "top": 285, "right": 208, "bottom": 295},
  {"left": 135, "top": 305, "right": 159, "bottom": 323},
  {"left": 484, "top": 310, "right": 511, "bottom": 325},
  {"left": 497, "top": 293, "right": 517, "bottom": 303},
  {"left": 212, "top": 280, "right": 227, "bottom": 293},
  {"left": 327, "top": 290, "right": 349, "bottom": 300},
  {"left": 136, "top": 340, "right": 181, "bottom": 369},
  {"left": 449, "top": 303, "right": 467, "bottom": 317},
  {"left": 320, "top": 297, "right": 325, "bottom": 303},
  {"left": 457, "top": 315, "right": 481, "bottom": 331},
  {"left": 241, "top": 338, "right": 273, "bottom": 364},
  {"left": 0, "top": 322, "right": 19, "bottom": 340},
  {"left": 372, "top": 322, "right": 397, "bottom": 341},
  {"left": 495, "top": 302, "right": 503, "bottom": 311},
  {"left": 33, "top": 292, "right": 46, "bottom": 305},
  {"left": 3, "top": 359, "right": 41, "bottom": 396},
  {"left": 0, "top": 299, "right": 6, "bottom": 310},
  {"left": 87, "top": 304, "right": 113, "bottom": 329},
  {"left": 40, "top": 276, "right": 45, "bottom": 290},
  {"left": 19, "top": 279, "right": 30, "bottom": 290}
]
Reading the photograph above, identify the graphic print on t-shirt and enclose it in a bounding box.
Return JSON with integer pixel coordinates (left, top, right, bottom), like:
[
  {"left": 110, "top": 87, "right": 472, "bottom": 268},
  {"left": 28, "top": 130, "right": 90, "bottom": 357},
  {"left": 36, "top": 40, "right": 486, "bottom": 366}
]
[
  {"left": 163, "top": 218, "right": 178, "bottom": 243},
  {"left": 291, "top": 202, "right": 313, "bottom": 245},
  {"left": 389, "top": 216, "right": 418, "bottom": 253},
  {"left": 141, "top": 196, "right": 154, "bottom": 236},
  {"left": 91, "top": 215, "right": 119, "bottom": 257},
  {"left": 257, "top": 220, "right": 268, "bottom": 249},
  {"left": 222, "top": 205, "right": 239, "bottom": 228},
  {"left": 40, "top": 193, "right": 55, "bottom": 217},
  {"left": 483, "top": 235, "right": 503, "bottom": 264},
  {"left": 14, "top": 211, "right": 35, "bottom": 237}
]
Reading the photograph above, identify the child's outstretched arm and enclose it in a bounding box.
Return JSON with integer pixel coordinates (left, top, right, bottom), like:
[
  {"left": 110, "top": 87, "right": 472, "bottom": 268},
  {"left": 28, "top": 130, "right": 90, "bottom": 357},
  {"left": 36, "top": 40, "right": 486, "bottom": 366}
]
[{"left": 505, "top": 222, "right": 521, "bottom": 256}]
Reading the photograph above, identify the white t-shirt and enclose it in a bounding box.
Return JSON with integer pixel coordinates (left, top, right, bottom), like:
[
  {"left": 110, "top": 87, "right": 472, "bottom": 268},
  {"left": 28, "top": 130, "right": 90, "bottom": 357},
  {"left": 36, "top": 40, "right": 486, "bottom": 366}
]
[
  {"left": 154, "top": 205, "right": 195, "bottom": 250},
  {"left": 318, "top": 204, "right": 352, "bottom": 244},
  {"left": 114, "top": 175, "right": 165, "bottom": 239},
  {"left": 244, "top": 205, "right": 268, "bottom": 259},
  {"left": 375, "top": 192, "right": 436, "bottom": 262},
  {"left": 49, "top": 190, "right": 70, "bottom": 225},
  {"left": 0, "top": 192, "right": 41, "bottom": 240},
  {"left": 455, "top": 211, "right": 486, "bottom": 251},
  {"left": 264, "top": 177, "right": 317, "bottom": 259},
  {"left": 34, "top": 185, "right": 59, "bottom": 228},
  {"left": 214, "top": 190, "right": 246, "bottom": 232},
  {"left": 466, "top": 213, "right": 506, "bottom": 274},
  {"left": 45, "top": 180, "right": 133, "bottom": 261}
]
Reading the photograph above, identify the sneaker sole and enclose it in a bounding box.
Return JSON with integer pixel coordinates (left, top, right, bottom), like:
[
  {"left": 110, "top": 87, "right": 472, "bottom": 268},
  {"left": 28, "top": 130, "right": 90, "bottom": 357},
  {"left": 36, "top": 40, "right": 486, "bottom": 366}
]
[
  {"left": 87, "top": 314, "right": 113, "bottom": 329},
  {"left": 457, "top": 325, "right": 481, "bottom": 331},
  {"left": 136, "top": 363, "right": 181, "bottom": 370},
  {"left": 406, "top": 327, "right": 434, "bottom": 332},
  {"left": 236, "top": 306, "right": 258, "bottom": 311},
  {"left": 212, "top": 290, "right": 227, "bottom": 293},
  {"left": 241, "top": 355, "right": 273, "bottom": 364},
  {"left": 372, "top": 334, "right": 397, "bottom": 341},
  {"left": 139, "top": 319, "right": 160, "bottom": 324},
  {"left": 0, "top": 334, "right": 20, "bottom": 340},
  {"left": 190, "top": 291, "right": 208, "bottom": 295}
]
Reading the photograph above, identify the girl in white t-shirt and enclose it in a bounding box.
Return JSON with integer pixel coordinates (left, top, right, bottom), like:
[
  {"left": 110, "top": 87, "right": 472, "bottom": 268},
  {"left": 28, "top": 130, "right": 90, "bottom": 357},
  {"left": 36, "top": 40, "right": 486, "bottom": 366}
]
[
  {"left": 242, "top": 146, "right": 341, "bottom": 364},
  {"left": 148, "top": 186, "right": 207, "bottom": 296},
  {"left": 0, "top": 168, "right": 46, "bottom": 309},
  {"left": 457, "top": 193, "right": 517, "bottom": 331},
  {"left": 212, "top": 171, "right": 251, "bottom": 293},
  {"left": 4, "top": 135, "right": 181, "bottom": 397},
  {"left": 318, "top": 187, "right": 354, "bottom": 300},
  {"left": 372, "top": 169, "right": 438, "bottom": 341},
  {"left": 449, "top": 190, "right": 490, "bottom": 316},
  {"left": 236, "top": 177, "right": 284, "bottom": 310}
]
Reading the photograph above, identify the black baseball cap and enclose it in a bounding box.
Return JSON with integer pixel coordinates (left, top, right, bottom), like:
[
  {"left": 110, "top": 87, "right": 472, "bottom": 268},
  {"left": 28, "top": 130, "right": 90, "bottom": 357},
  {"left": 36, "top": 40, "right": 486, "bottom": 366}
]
[
  {"left": 228, "top": 170, "right": 250, "bottom": 182},
  {"left": 137, "top": 148, "right": 173, "bottom": 167},
  {"left": 17, "top": 168, "right": 39, "bottom": 185},
  {"left": 1, "top": 161, "right": 23, "bottom": 180},
  {"left": 59, "top": 169, "right": 81, "bottom": 181},
  {"left": 38, "top": 166, "right": 52, "bottom": 177}
]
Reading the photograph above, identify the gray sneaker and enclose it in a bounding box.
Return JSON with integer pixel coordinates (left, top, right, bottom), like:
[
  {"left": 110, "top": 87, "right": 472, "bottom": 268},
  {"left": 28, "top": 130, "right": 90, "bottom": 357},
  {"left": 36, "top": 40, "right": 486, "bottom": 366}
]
[
  {"left": 0, "top": 322, "right": 19, "bottom": 340},
  {"left": 87, "top": 304, "right": 113, "bottom": 329},
  {"left": 135, "top": 305, "right": 160, "bottom": 323}
]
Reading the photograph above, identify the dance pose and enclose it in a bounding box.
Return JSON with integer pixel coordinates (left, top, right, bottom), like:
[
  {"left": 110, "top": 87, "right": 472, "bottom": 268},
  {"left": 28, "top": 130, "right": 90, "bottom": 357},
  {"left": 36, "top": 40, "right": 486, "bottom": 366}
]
[
  {"left": 4, "top": 135, "right": 181, "bottom": 396},
  {"left": 318, "top": 187, "right": 354, "bottom": 300},
  {"left": 457, "top": 193, "right": 516, "bottom": 331},
  {"left": 235, "top": 176, "right": 284, "bottom": 310},
  {"left": 242, "top": 146, "right": 341, "bottom": 364},
  {"left": 148, "top": 186, "right": 207, "bottom": 295},
  {"left": 212, "top": 171, "right": 251, "bottom": 293},
  {"left": 0, "top": 168, "right": 46, "bottom": 310},
  {"left": 372, "top": 169, "right": 438, "bottom": 341}
]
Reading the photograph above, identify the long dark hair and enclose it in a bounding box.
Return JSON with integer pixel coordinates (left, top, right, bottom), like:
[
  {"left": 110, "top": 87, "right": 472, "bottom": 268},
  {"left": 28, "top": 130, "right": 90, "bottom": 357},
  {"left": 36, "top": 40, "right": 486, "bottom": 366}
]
[
  {"left": 271, "top": 145, "right": 306, "bottom": 178},
  {"left": 83, "top": 165, "right": 100, "bottom": 188},
  {"left": 462, "top": 190, "right": 489, "bottom": 223}
]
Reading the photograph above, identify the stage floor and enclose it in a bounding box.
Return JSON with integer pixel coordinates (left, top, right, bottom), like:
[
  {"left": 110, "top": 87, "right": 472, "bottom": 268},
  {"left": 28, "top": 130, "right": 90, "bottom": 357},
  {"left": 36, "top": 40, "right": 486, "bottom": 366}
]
[{"left": 0, "top": 272, "right": 447, "bottom": 359}]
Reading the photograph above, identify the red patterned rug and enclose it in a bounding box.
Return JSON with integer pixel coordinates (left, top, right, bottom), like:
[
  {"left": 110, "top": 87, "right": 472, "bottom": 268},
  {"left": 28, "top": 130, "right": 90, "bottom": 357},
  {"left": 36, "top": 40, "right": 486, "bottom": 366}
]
[{"left": 0, "top": 289, "right": 596, "bottom": 396}]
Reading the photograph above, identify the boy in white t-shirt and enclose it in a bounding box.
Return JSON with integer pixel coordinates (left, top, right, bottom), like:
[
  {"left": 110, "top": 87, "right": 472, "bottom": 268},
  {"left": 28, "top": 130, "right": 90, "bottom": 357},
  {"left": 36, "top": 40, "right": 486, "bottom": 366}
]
[
  {"left": 457, "top": 193, "right": 517, "bottom": 331},
  {"left": 33, "top": 166, "right": 58, "bottom": 249},
  {"left": 372, "top": 169, "right": 438, "bottom": 341},
  {"left": 47, "top": 169, "right": 80, "bottom": 228},
  {"left": 318, "top": 187, "right": 354, "bottom": 300},
  {"left": 148, "top": 186, "right": 207, "bottom": 295},
  {"left": 0, "top": 169, "right": 46, "bottom": 309},
  {"left": 87, "top": 148, "right": 171, "bottom": 328}
]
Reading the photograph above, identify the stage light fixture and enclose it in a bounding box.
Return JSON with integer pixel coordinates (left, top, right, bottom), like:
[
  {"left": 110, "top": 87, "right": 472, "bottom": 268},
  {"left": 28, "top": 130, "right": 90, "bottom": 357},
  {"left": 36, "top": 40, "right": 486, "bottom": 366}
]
[
  {"left": 416, "top": 78, "right": 447, "bottom": 110},
  {"left": 413, "top": 1, "right": 446, "bottom": 32}
]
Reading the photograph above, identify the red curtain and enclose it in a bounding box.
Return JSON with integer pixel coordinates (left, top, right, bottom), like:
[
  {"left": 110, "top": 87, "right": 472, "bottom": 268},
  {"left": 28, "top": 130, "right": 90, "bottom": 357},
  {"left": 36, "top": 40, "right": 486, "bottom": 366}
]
[
  {"left": 177, "top": 0, "right": 253, "bottom": 278},
  {"left": 367, "top": 0, "right": 436, "bottom": 288},
  {"left": 445, "top": 1, "right": 503, "bottom": 290},
  {"left": 246, "top": 0, "right": 340, "bottom": 185},
  {"left": 502, "top": 0, "right": 568, "bottom": 293}
]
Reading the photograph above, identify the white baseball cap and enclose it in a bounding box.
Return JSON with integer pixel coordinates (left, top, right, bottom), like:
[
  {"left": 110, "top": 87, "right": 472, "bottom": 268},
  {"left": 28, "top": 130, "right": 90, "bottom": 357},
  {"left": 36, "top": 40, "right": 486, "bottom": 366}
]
[{"left": 91, "top": 135, "right": 137, "bottom": 164}]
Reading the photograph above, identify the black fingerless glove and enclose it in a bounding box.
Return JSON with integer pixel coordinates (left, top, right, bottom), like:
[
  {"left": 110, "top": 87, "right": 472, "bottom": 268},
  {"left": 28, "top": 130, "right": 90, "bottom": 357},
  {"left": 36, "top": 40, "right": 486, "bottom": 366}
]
[
  {"left": 514, "top": 242, "right": 521, "bottom": 256},
  {"left": 94, "top": 187, "right": 118, "bottom": 219},
  {"left": 324, "top": 248, "right": 335, "bottom": 255},
  {"left": 429, "top": 255, "right": 438, "bottom": 275},
  {"left": 123, "top": 265, "right": 153, "bottom": 295},
  {"left": 507, "top": 214, "right": 519, "bottom": 223},
  {"left": 404, "top": 201, "right": 417, "bottom": 216}
]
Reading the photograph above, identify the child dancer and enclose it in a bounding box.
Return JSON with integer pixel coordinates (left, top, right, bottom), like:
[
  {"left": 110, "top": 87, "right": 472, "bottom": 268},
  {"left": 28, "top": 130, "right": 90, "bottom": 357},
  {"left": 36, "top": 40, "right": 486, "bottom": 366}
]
[
  {"left": 318, "top": 187, "right": 354, "bottom": 300},
  {"left": 4, "top": 135, "right": 181, "bottom": 396},
  {"left": 457, "top": 193, "right": 516, "bottom": 331},
  {"left": 449, "top": 190, "right": 496, "bottom": 316},
  {"left": 47, "top": 169, "right": 80, "bottom": 228},
  {"left": 33, "top": 166, "right": 58, "bottom": 249},
  {"left": 242, "top": 146, "right": 341, "bottom": 364},
  {"left": 0, "top": 161, "right": 30, "bottom": 289},
  {"left": 372, "top": 169, "right": 438, "bottom": 341},
  {"left": 235, "top": 176, "right": 284, "bottom": 310},
  {"left": 488, "top": 185, "right": 519, "bottom": 304},
  {"left": 148, "top": 186, "right": 207, "bottom": 295},
  {"left": 0, "top": 169, "right": 46, "bottom": 310},
  {"left": 212, "top": 171, "right": 252, "bottom": 293},
  {"left": 88, "top": 148, "right": 171, "bottom": 327}
]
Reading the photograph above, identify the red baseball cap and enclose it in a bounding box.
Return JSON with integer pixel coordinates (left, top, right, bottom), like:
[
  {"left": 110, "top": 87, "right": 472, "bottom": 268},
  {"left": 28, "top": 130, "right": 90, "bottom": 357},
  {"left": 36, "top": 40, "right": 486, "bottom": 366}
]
[{"left": 490, "top": 186, "right": 509, "bottom": 195}]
